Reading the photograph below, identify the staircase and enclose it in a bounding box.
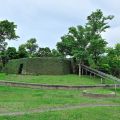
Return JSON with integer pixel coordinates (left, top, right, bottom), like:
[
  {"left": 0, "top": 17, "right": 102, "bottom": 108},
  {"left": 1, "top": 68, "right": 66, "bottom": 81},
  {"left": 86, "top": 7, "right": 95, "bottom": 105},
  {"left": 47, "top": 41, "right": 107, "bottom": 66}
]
[{"left": 81, "top": 64, "right": 120, "bottom": 83}]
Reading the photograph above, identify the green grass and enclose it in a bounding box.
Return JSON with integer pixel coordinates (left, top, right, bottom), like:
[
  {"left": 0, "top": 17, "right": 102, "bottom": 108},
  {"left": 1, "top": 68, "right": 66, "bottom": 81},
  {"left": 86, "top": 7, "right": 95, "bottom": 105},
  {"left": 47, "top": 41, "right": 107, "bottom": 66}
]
[
  {"left": 1, "top": 107, "right": 120, "bottom": 120},
  {"left": 0, "top": 73, "right": 117, "bottom": 85},
  {"left": 0, "top": 86, "right": 119, "bottom": 113},
  {"left": 0, "top": 74, "right": 119, "bottom": 119}
]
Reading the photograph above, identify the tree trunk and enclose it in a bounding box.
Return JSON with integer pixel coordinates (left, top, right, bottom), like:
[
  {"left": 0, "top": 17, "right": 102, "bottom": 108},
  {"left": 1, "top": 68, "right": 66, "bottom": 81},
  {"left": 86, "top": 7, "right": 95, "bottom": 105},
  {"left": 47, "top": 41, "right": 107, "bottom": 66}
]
[
  {"left": 72, "top": 57, "right": 77, "bottom": 74},
  {"left": 79, "top": 61, "right": 81, "bottom": 76}
]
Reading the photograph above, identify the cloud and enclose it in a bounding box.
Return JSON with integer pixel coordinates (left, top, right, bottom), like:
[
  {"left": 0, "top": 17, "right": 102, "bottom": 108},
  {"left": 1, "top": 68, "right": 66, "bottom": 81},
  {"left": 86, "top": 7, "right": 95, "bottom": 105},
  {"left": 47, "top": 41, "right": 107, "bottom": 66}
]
[
  {"left": 102, "top": 26, "right": 120, "bottom": 47},
  {"left": 0, "top": 0, "right": 120, "bottom": 49}
]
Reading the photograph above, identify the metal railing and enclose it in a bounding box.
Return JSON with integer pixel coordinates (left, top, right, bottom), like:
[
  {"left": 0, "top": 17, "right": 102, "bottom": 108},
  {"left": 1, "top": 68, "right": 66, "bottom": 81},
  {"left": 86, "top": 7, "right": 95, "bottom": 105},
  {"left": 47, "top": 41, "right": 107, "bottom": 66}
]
[{"left": 81, "top": 64, "right": 120, "bottom": 83}]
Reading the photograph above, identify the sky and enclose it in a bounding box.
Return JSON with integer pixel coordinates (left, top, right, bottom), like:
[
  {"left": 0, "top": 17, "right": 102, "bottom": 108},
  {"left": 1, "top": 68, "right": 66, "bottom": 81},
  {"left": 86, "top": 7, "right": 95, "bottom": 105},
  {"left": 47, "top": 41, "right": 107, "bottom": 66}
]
[{"left": 0, "top": 0, "right": 120, "bottom": 49}]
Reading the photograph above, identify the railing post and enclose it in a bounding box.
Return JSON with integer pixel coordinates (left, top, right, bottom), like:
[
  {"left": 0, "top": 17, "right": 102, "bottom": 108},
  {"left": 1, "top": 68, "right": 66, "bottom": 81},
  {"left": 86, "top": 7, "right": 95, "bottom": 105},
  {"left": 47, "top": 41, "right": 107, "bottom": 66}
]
[
  {"left": 94, "top": 73, "right": 95, "bottom": 78},
  {"left": 115, "top": 84, "right": 117, "bottom": 96},
  {"left": 90, "top": 73, "right": 92, "bottom": 77},
  {"left": 101, "top": 78, "right": 103, "bottom": 84},
  {"left": 85, "top": 69, "right": 87, "bottom": 75}
]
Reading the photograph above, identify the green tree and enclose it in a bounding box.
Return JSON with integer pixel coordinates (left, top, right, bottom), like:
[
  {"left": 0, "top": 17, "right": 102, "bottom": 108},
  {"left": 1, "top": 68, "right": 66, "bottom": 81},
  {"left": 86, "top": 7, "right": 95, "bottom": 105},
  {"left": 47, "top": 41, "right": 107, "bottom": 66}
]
[
  {"left": 88, "top": 36, "right": 107, "bottom": 64},
  {"left": 57, "top": 26, "right": 89, "bottom": 75},
  {"left": 86, "top": 9, "right": 114, "bottom": 65},
  {"left": 51, "top": 49, "right": 61, "bottom": 57},
  {"left": 25, "top": 38, "right": 38, "bottom": 57},
  {"left": 6, "top": 47, "right": 18, "bottom": 60},
  {"left": 18, "top": 44, "right": 28, "bottom": 58},
  {"left": 107, "top": 44, "right": 120, "bottom": 77},
  {"left": 57, "top": 29, "right": 78, "bottom": 74},
  {"left": 57, "top": 34, "right": 75, "bottom": 57},
  {"left": 0, "top": 20, "right": 19, "bottom": 66},
  {"left": 56, "top": 9, "right": 114, "bottom": 75},
  {"left": 0, "top": 20, "right": 19, "bottom": 51},
  {"left": 36, "top": 47, "right": 52, "bottom": 57},
  {"left": 115, "top": 43, "right": 120, "bottom": 56},
  {"left": 68, "top": 26, "right": 89, "bottom": 75},
  {"left": 0, "top": 50, "right": 9, "bottom": 67},
  {"left": 0, "top": 47, "right": 17, "bottom": 67}
]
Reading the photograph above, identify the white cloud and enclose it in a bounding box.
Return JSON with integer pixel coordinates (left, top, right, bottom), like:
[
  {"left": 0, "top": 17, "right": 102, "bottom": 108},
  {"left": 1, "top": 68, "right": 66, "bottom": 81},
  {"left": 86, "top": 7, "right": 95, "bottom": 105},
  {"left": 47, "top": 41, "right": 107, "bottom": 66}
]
[
  {"left": 102, "top": 27, "right": 120, "bottom": 47},
  {"left": 0, "top": 0, "right": 120, "bottom": 49}
]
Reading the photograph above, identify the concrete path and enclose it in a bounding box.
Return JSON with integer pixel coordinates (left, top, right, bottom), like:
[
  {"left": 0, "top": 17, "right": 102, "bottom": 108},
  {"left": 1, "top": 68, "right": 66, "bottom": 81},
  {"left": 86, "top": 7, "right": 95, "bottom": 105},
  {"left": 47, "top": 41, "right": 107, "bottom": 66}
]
[
  {"left": 0, "top": 80, "right": 120, "bottom": 89},
  {"left": 0, "top": 104, "right": 120, "bottom": 116}
]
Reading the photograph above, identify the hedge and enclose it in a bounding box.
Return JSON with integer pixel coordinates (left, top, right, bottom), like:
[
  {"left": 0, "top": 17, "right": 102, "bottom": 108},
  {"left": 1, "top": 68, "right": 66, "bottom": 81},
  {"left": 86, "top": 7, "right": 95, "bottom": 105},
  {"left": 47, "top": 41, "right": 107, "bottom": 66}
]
[{"left": 5, "top": 57, "right": 72, "bottom": 75}]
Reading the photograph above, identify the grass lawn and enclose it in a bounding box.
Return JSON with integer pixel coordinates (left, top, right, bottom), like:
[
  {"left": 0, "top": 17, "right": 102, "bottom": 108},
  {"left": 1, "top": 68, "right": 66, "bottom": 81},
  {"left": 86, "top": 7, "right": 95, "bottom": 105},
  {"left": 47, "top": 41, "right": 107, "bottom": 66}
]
[
  {"left": 1, "top": 107, "right": 120, "bottom": 120},
  {"left": 0, "top": 73, "right": 117, "bottom": 85},
  {"left": 0, "top": 86, "right": 119, "bottom": 113},
  {"left": 0, "top": 74, "right": 119, "bottom": 119}
]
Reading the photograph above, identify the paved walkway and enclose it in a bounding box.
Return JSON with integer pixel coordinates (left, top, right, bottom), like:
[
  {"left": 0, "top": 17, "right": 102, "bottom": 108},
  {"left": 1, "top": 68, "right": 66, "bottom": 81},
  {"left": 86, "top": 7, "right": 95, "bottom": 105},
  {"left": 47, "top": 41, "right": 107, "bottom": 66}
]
[
  {"left": 0, "top": 80, "right": 120, "bottom": 89},
  {"left": 0, "top": 104, "right": 120, "bottom": 116}
]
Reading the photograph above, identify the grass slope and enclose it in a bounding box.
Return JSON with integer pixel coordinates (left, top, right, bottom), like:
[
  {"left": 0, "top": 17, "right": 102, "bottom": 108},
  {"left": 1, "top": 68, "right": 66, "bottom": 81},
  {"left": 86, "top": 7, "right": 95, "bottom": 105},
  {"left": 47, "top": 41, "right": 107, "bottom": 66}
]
[{"left": 0, "top": 74, "right": 117, "bottom": 85}]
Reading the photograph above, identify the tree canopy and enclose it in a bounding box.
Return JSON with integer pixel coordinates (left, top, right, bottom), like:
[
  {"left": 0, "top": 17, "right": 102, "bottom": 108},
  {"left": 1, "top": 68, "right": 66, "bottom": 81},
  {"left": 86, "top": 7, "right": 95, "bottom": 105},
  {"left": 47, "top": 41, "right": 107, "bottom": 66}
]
[
  {"left": 25, "top": 38, "right": 38, "bottom": 57},
  {"left": 0, "top": 20, "right": 19, "bottom": 51},
  {"left": 56, "top": 9, "right": 114, "bottom": 75}
]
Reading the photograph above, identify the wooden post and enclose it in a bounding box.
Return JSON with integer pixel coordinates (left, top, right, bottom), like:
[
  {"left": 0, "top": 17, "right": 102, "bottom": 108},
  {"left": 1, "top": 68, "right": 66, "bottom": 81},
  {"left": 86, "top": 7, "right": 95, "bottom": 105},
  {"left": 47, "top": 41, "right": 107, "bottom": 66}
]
[
  {"left": 101, "top": 78, "right": 103, "bottom": 84},
  {"left": 94, "top": 73, "right": 95, "bottom": 78},
  {"left": 115, "top": 84, "right": 117, "bottom": 96},
  {"left": 85, "top": 69, "right": 87, "bottom": 75},
  {"left": 90, "top": 73, "right": 92, "bottom": 77}
]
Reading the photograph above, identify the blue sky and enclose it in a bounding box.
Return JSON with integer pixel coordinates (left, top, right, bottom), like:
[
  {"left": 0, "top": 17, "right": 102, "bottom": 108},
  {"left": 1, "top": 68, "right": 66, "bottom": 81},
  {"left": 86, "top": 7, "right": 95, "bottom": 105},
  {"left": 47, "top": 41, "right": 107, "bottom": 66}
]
[{"left": 0, "top": 0, "right": 120, "bottom": 49}]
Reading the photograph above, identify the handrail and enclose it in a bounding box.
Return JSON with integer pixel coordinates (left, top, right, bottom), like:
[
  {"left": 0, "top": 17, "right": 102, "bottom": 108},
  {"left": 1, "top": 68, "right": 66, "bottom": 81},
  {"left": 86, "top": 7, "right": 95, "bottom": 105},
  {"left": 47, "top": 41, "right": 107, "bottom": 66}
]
[{"left": 81, "top": 64, "right": 120, "bottom": 83}]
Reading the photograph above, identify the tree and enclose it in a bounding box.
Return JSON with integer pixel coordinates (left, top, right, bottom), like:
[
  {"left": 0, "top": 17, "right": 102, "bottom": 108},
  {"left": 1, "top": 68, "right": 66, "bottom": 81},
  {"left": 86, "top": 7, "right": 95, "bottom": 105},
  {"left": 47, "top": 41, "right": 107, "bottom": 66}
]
[
  {"left": 51, "top": 49, "right": 61, "bottom": 57},
  {"left": 86, "top": 9, "right": 114, "bottom": 65},
  {"left": 25, "top": 38, "right": 38, "bottom": 57},
  {"left": 36, "top": 47, "right": 52, "bottom": 57},
  {"left": 0, "top": 47, "right": 18, "bottom": 67},
  {"left": 57, "top": 34, "right": 75, "bottom": 57},
  {"left": 68, "top": 26, "right": 89, "bottom": 76},
  {"left": 18, "top": 44, "right": 28, "bottom": 58},
  {"left": 0, "top": 20, "right": 19, "bottom": 51},
  {"left": 0, "top": 20, "right": 19, "bottom": 66},
  {"left": 6, "top": 47, "right": 18, "bottom": 60},
  {"left": 98, "top": 44, "right": 120, "bottom": 78},
  {"left": 56, "top": 9, "right": 114, "bottom": 76},
  {"left": 57, "top": 26, "right": 89, "bottom": 75},
  {"left": 57, "top": 30, "right": 78, "bottom": 74},
  {"left": 0, "top": 50, "right": 9, "bottom": 67},
  {"left": 0, "top": 41, "right": 7, "bottom": 51},
  {"left": 97, "top": 54, "right": 111, "bottom": 73},
  {"left": 88, "top": 36, "right": 107, "bottom": 64},
  {"left": 107, "top": 44, "right": 120, "bottom": 77},
  {"left": 115, "top": 43, "right": 120, "bottom": 56}
]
